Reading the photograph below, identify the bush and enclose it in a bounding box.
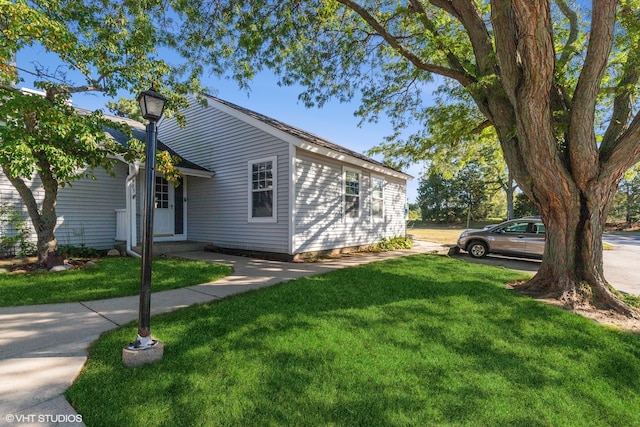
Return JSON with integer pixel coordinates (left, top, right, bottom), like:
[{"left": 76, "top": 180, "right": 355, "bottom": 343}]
[
  {"left": 58, "top": 244, "right": 98, "bottom": 259},
  {"left": 376, "top": 236, "right": 413, "bottom": 251},
  {"left": 0, "top": 204, "right": 36, "bottom": 257}
]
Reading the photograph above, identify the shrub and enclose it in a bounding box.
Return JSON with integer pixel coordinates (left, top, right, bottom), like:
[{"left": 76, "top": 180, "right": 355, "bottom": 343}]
[
  {"left": 58, "top": 244, "right": 98, "bottom": 259},
  {"left": 376, "top": 236, "right": 413, "bottom": 251},
  {"left": 0, "top": 204, "right": 36, "bottom": 257}
]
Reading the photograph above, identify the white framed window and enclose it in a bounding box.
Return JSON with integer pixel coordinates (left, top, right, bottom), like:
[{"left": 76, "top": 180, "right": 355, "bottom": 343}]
[
  {"left": 343, "top": 168, "right": 361, "bottom": 219},
  {"left": 371, "top": 176, "right": 385, "bottom": 220},
  {"left": 248, "top": 156, "right": 277, "bottom": 223}
]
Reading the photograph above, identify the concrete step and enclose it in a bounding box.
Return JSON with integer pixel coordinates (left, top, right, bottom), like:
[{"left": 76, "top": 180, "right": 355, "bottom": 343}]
[{"left": 131, "top": 241, "right": 207, "bottom": 256}]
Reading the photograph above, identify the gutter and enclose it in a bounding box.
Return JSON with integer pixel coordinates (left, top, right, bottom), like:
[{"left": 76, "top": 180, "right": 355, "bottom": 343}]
[{"left": 125, "top": 163, "right": 141, "bottom": 258}]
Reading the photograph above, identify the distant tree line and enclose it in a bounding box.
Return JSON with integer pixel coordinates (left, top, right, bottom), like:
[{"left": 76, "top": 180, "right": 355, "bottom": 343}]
[
  {"left": 417, "top": 163, "right": 640, "bottom": 225},
  {"left": 416, "top": 162, "right": 504, "bottom": 223}
]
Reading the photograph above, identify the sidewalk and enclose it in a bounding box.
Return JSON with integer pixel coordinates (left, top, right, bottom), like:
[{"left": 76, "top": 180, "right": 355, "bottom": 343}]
[{"left": 0, "top": 241, "right": 448, "bottom": 427}]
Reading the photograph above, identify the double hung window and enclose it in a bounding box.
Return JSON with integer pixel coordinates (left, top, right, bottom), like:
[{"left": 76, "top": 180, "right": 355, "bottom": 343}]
[
  {"left": 344, "top": 169, "right": 360, "bottom": 219},
  {"left": 248, "top": 156, "right": 277, "bottom": 222}
]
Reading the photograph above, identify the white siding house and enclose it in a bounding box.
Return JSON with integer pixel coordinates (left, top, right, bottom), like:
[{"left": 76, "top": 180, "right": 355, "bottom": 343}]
[
  {"left": 0, "top": 95, "right": 411, "bottom": 259},
  {"left": 0, "top": 165, "right": 128, "bottom": 250},
  {"left": 159, "top": 95, "right": 412, "bottom": 258}
]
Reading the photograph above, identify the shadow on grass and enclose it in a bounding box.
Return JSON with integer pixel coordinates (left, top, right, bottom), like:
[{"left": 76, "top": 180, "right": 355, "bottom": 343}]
[{"left": 67, "top": 255, "right": 640, "bottom": 427}]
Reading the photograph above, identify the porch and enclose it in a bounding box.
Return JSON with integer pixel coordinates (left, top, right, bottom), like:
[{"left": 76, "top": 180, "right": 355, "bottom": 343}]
[{"left": 117, "top": 240, "right": 208, "bottom": 256}]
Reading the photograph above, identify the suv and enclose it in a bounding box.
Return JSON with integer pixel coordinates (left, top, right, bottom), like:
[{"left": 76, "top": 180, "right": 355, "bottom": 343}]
[{"left": 457, "top": 217, "right": 546, "bottom": 258}]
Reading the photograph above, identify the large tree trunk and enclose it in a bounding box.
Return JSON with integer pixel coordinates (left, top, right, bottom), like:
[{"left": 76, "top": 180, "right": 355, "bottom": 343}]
[
  {"left": 3, "top": 166, "right": 59, "bottom": 264},
  {"left": 515, "top": 177, "right": 637, "bottom": 317}
]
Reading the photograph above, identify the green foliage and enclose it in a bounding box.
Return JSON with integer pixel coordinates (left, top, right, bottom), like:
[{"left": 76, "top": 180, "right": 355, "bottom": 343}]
[
  {"left": 106, "top": 97, "right": 144, "bottom": 123},
  {"left": 58, "top": 244, "right": 98, "bottom": 259},
  {"left": 0, "top": 257, "right": 232, "bottom": 307},
  {"left": 376, "top": 235, "right": 412, "bottom": 251},
  {"left": 418, "top": 162, "right": 502, "bottom": 223},
  {"left": 1, "top": 0, "right": 203, "bottom": 259},
  {"left": 0, "top": 204, "right": 35, "bottom": 257},
  {"left": 609, "top": 164, "right": 640, "bottom": 223},
  {"left": 513, "top": 193, "right": 538, "bottom": 219},
  {"left": 407, "top": 203, "right": 421, "bottom": 221}
]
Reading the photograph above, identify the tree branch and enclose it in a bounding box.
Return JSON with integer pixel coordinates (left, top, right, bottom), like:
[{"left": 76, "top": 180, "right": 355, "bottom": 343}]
[
  {"left": 490, "top": 0, "right": 521, "bottom": 108},
  {"left": 1, "top": 166, "right": 42, "bottom": 233},
  {"left": 600, "top": 5, "right": 640, "bottom": 156},
  {"left": 336, "top": 0, "right": 477, "bottom": 86},
  {"left": 600, "top": 112, "right": 640, "bottom": 184},
  {"left": 555, "top": 0, "right": 579, "bottom": 70},
  {"left": 430, "top": 0, "right": 498, "bottom": 77},
  {"left": 407, "top": 0, "right": 470, "bottom": 76},
  {"left": 568, "top": 0, "right": 616, "bottom": 189}
]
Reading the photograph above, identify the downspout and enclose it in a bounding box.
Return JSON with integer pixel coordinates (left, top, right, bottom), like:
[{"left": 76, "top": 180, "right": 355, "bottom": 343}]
[{"left": 126, "top": 163, "right": 141, "bottom": 258}]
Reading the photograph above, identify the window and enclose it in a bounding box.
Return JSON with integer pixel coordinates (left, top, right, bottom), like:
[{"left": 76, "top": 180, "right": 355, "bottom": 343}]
[
  {"left": 371, "top": 176, "right": 384, "bottom": 220},
  {"left": 344, "top": 169, "right": 360, "bottom": 219},
  {"left": 248, "top": 157, "right": 277, "bottom": 222},
  {"left": 496, "top": 222, "right": 529, "bottom": 233},
  {"left": 155, "top": 177, "right": 169, "bottom": 209}
]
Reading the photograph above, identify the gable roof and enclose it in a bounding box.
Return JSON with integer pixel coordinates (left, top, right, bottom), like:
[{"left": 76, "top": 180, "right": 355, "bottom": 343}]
[
  {"left": 77, "top": 108, "right": 212, "bottom": 175},
  {"left": 205, "top": 95, "right": 413, "bottom": 181}
]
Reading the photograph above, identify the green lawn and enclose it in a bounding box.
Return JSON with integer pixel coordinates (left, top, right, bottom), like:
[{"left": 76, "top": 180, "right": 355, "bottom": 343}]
[
  {"left": 0, "top": 257, "right": 232, "bottom": 306},
  {"left": 67, "top": 255, "right": 640, "bottom": 426}
]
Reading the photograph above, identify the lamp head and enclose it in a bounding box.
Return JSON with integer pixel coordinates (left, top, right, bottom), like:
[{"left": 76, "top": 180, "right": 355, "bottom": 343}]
[{"left": 137, "top": 86, "right": 167, "bottom": 122}]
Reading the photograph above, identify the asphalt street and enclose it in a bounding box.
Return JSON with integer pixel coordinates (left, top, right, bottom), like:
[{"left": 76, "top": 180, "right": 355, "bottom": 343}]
[{"left": 453, "top": 233, "right": 640, "bottom": 295}]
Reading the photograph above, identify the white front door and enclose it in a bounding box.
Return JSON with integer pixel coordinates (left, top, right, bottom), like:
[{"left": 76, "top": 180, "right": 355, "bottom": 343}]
[{"left": 154, "top": 176, "right": 175, "bottom": 236}]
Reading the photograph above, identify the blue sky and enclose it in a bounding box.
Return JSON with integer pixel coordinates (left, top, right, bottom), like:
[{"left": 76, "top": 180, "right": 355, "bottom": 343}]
[{"left": 16, "top": 45, "right": 427, "bottom": 202}]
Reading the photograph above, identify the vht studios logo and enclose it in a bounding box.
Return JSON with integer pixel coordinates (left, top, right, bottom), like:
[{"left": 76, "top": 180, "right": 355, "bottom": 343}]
[{"left": 5, "top": 414, "right": 83, "bottom": 424}]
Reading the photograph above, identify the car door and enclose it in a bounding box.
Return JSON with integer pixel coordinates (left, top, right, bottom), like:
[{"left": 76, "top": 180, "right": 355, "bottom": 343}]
[
  {"left": 489, "top": 221, "right": 529, "bottom": 255},
  {"left": 524, "top": 222, "right": 546, "bottom": 256}
]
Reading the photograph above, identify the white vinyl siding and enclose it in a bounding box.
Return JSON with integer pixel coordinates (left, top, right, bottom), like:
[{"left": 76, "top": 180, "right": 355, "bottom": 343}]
[
  {"left": 0, "top": 162, "right": 128, "bottom": 250},
  {"left": 248, "top": 156, "right": 277, "bottom": 222},
  {"left": 293, "top": 149, "right": 407, "bottom": 254},
  {"left": 159, "top": 97, "right": 290, "bottom": 253}
]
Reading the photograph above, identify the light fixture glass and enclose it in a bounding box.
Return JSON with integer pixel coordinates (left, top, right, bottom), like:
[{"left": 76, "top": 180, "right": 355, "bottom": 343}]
[{"left": 137, "top": 86, "right": 167, "bottom": 122}]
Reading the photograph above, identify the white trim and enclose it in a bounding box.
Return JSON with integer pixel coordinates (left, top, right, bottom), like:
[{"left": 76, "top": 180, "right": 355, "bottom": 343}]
[
  {"left": 247, "top": 155, "right": 278, "bottom": 223},
  {"left": 342, "top": 166, "right": 362, "bottom": 221},
  {"left": 177, "top": 167, "right": 214, "bottom": 178},
  {"left": 206, "top": 96, "right": 412, "bottom": 181},
  {"left": 288, "top": 143, "right": 296, "bottom": 255},
  {"left": 370, "top": 175, "right": 385, "bottom": 222}
]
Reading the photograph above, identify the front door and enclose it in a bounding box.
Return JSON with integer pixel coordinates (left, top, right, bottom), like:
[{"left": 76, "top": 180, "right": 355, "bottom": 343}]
[{"left": 154, "top": 176, "right": 174, "bottom": 236}]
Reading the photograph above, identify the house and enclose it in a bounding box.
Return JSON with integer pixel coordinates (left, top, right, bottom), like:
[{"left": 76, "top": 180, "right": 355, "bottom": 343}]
[{"left": 0, "top": 95, "right": 412, "bottom": 259}]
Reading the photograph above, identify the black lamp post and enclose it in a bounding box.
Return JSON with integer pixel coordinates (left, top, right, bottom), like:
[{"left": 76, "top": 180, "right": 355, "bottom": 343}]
[{"left": 123, "top": 86, "right": 167, "bottom": 365}]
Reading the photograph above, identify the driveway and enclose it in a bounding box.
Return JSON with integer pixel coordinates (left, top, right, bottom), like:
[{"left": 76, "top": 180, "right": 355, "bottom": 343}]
[{"left": 452, "top": 233, "right": 640, "bottom": 296}]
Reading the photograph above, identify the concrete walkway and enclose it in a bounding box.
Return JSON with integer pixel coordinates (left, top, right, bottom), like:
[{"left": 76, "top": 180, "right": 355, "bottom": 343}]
[{"left": 0, "top": 241, "right": 447, "bottom": 427}]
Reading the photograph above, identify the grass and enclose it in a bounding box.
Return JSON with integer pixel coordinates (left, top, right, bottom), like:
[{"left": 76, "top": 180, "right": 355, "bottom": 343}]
[
  {"left": 407, "top": 227, "right": 465, "bottom": 245},
  {"left": 66, "top": 255, "right": 640, "bottom": 427},
  {"left": 0, "top": 257, "right": 232, "bottom": 307}
]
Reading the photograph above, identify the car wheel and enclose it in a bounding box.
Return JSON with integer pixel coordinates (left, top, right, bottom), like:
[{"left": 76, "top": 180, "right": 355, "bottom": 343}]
[{"left": 467, "top": 241, "right": 488, "bottom": 258}]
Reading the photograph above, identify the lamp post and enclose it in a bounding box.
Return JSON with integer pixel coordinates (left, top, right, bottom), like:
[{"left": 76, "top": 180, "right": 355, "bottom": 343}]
[{"left": 123, "top": 85, "right": 167, "bottom": 367}]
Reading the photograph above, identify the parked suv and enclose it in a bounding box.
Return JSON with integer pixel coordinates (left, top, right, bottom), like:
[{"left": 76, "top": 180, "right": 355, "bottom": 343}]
[{"left": 457, "top": 217, "right": 546, "bottom": 258}]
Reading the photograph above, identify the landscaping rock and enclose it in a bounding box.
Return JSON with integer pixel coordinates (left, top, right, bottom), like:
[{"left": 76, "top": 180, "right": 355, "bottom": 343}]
[
  {"left": 107, "top": 249, "right": 121, "bottom": 257},
  {"left": 50, "top": 265, "right": 70, "bottom": 272},
  {"left": 0, "top": 268, "right": 8, "bottom": 274}
]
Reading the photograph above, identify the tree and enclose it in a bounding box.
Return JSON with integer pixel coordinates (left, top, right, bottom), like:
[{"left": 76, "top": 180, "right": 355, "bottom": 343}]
[
  {"left": 418, "top": 162, "right": 501, "bottom": 222},
  {"left": 0, "top": 0, "right": 199, "bottom": 263},
  {"left": 106, "top": 97, "right": 144, "bottom": 123},
  {"left": 171, "top": 1, "right": 640, "bottom": 315},
  {"left": 513, "top": 192, "right": 538, "bottom": 219},
  {"left": 609, "top": 164, "right": 640, "bottom": 224}
]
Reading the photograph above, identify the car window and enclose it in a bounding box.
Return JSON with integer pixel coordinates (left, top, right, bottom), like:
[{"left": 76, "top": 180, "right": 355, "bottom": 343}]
[
  {"left": 531, "top": 222, "right": 546, "bottom": 235},
  {"left": 497, "top": 222, "right": 529, "bottom": 233}
]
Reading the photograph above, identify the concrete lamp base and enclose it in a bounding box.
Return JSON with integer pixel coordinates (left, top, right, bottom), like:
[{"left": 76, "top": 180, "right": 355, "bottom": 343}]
[{"left": 122, "top": 340, "right": 164, "bottom": 367}]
